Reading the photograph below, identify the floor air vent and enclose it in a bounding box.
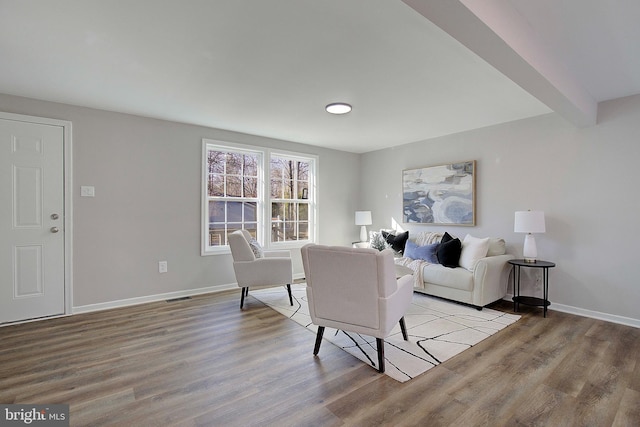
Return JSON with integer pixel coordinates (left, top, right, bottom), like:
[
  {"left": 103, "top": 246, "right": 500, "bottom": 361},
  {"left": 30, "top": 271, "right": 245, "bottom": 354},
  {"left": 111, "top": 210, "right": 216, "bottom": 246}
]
[{"left": 166, "top": 296, "right": 192, "bottom": 302}]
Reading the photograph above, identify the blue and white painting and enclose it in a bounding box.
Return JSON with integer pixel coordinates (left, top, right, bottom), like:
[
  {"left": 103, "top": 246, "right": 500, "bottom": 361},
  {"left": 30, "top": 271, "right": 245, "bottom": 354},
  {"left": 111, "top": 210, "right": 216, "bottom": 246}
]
[{"left": 403, "top": 161, "right": 475, "bottom": 225}]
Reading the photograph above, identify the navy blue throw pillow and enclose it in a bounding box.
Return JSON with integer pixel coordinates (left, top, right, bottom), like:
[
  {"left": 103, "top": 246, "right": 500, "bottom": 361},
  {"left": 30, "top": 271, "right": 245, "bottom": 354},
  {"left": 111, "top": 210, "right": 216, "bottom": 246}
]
[
  {"left": 382, "top": 230, "right": 409, "bottom": 254},
  {"left": 436, "top": 236, "right": 462, "bottom": 268}
]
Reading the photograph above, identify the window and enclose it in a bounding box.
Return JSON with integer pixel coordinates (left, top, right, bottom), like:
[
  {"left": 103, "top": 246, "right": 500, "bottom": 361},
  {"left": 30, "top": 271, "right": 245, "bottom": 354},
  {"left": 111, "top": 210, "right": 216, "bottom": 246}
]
[
  {"left": 202, "top": 140, "right": 316, "bottom": 254},
  {"left": 270, "top": 155, "right": 310, "bottom": 243}
]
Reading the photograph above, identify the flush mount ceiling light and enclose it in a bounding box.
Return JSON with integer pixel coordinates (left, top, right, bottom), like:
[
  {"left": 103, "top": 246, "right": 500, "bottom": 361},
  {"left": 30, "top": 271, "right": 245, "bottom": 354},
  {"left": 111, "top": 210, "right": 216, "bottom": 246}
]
[{"left": 325, "top": 102, "right": 352, "bottom": 115}]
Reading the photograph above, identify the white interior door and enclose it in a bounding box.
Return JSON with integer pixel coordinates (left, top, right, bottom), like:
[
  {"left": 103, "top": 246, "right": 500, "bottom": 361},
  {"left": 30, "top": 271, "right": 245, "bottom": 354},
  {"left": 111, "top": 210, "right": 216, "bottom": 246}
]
[{"left": 1, "top": 117, "right": 65, "bottom": 324}]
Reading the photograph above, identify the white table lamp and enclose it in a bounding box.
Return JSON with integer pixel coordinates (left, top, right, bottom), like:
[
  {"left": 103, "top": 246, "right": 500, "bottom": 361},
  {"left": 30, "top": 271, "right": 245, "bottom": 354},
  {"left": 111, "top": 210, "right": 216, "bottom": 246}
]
[
  {"left": 355, "top": 211, "right": 372, "bottom": 242},
  {"left": 514, "top": 210, "right": 546, "bottom": 263}
]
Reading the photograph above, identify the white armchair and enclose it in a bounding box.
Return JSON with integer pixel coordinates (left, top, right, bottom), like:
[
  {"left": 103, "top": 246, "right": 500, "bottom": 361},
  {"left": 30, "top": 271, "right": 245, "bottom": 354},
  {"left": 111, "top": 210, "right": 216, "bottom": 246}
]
[
  {"left": 228, "top": 230, "right": 293, "bottom": 309},
  {"left": 301, "top": 244, "right": 414, "bottom": 373}
]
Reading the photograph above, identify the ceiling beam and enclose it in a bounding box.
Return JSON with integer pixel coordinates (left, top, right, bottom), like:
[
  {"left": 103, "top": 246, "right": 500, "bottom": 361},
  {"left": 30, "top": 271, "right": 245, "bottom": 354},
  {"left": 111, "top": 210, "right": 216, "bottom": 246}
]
[{"left": 403, "top": 0, "right": 597, "bottom": 127}]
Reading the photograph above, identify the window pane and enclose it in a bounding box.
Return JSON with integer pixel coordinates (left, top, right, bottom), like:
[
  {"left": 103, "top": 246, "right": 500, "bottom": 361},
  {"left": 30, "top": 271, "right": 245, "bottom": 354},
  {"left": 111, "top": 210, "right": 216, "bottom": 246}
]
[
  {"left": 271, "top": 179, "right": 283, "bottom": 198},
  {"left": 209, "top": 174, "right": 224, "bottom": 197},
  {"left": 272, "top": 202, "right": 283, "bottom": 219},
  {"left": 208, "top": 150, "right": 225, "bottom": 174},
  {"left": 244, "top": 154, "right": 258, "bottom": 176},
  {"left": 297, "top": 181, "right": 308, "bottom": 199},
  {"left": 226, "top": 176, "right": 242, "bottom": 197},
  {"left": 227, "top": 202, "right": 242, "bottom": 222},
  {"left": 284, "top": 160, "right": 294, "bottom": 180},
  {"left": 284, "top": 222, "right": 296, "bottom": 241},
  {"left": 271, "top": 224, "right": 284, "bottom": 242},
  {"left": 270, "top": 158, "right": 283, "bottom": 179},
  {"left": 209, "top": 201, "right": 226, "bottom": 223},
  {"left": 243, "top": 202, "right": 257, "bottom": 222},
  {"left": 243, "top": 177, "right": 257, "bottom": 198},
  {"left": 283, "top": 180, "right": 294, "bottom": 199},
  {"left": 298, "top": 222, "right": 308, "bottom": 240},
  {"left": 298, "top": 203, "right": 308, "bottom": 220},
  {"left": 280, "top": 202, "right": 293, "bottom": 221},
  {"left": 297, "top": 161, "right": 309, "bottom": 180},
  {"left": 226, "top": 152, "right": 242, "bottom": 175},
  {"left": 209, "top": 224, "right": 225, "bottom": 246}
]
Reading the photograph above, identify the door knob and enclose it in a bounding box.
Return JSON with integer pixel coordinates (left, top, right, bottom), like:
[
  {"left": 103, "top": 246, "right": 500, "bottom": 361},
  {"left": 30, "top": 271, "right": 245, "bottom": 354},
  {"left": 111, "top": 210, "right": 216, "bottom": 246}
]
[{"left": 50, "top": 227, "right": 59, "bottom": 233}]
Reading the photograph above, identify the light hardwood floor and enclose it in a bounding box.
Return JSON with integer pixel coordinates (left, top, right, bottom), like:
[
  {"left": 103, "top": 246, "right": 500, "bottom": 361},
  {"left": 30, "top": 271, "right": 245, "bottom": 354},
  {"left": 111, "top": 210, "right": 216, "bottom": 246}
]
[{"left": 1, "top": 289, "right": 639, "bottom": 426}]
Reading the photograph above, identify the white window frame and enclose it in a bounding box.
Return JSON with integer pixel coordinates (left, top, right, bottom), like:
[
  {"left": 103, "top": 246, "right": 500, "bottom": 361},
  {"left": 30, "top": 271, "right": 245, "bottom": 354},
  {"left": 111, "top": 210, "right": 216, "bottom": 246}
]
[
  {"left": 269, "top": 151, "right": 317, "bottom": 249},
  {"left": 201, "top": 139, "right": 318, "bottom": 255}
]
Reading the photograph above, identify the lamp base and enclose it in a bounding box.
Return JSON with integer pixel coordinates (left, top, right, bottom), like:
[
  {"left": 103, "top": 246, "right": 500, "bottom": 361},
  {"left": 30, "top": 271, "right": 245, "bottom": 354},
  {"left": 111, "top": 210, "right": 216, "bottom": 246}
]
[
  {"left": 522, "top": 234, "right": 538, "bottom": 263},
  {"left": 359, "top": 225, "right": 368, "bottom": 243}
]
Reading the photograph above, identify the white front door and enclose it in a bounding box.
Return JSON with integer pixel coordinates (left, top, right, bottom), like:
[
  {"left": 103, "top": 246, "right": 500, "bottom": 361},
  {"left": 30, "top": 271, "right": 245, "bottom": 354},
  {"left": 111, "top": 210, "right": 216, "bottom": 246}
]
[{"left": 0, "top": 117, "right": 65, "bottom": 323}]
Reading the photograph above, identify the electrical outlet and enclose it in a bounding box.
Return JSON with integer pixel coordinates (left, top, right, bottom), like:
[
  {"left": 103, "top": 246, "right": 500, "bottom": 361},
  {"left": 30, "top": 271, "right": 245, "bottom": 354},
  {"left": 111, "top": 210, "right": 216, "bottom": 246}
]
[
  {"left": 159, "top": 261, "right": 168, "bottom": 273},
  {"left": 80, "top": 186, "right": 95, "bottom": 197}
]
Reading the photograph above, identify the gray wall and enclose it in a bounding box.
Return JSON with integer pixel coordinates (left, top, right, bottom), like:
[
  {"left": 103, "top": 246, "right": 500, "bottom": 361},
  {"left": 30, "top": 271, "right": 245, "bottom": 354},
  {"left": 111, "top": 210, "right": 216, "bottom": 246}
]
[
  {"left": 361, "top": 94, "right": 640, "bottom": 323},
  {"left": 3, "top": 92, "right": 639, "bottom": 324},
  {"left": 0, "top": 94, "right": 360, "bottom": 308}
]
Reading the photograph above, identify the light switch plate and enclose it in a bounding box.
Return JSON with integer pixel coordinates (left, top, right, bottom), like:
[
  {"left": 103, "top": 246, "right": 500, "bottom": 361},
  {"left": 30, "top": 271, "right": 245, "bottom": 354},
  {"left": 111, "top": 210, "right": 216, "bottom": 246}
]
[
  {"left": 159, "top": 261, "right": 168, "bottom": 273},
  {"left": 80, "top": 186, "right": 95, "bottom": 197}
]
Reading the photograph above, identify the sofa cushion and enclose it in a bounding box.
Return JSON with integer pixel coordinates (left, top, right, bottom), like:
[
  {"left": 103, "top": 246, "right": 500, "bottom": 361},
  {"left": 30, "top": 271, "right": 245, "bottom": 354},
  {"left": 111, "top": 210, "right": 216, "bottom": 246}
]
[
  {"left": 459, "top": 234, "right": 490, "bottom": 271},
  {"left": 436, "top": 235, "right": 462, "bottom": 268},
  {"left": 422, "top": 264, "right": 474, "bottom": 291},
  {"left": 404, "top": 241, "right": 439, "bottom": 264}
]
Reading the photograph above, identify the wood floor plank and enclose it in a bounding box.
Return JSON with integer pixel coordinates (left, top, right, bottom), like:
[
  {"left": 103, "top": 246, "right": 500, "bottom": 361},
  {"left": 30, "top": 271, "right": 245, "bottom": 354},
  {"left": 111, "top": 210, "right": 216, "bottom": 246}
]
[
  {"left": 1, "top": 291, "right": 638, "bottom": 426},
  {"left": 613, "top": 388, "right": 640, "bottom": 427}
]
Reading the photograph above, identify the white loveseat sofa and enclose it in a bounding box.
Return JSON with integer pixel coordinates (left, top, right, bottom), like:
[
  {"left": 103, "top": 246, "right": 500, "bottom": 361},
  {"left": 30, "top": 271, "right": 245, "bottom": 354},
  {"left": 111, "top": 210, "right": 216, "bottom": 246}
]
[{"left": 393, "top": 231, "right": 514, "bottom": 309}]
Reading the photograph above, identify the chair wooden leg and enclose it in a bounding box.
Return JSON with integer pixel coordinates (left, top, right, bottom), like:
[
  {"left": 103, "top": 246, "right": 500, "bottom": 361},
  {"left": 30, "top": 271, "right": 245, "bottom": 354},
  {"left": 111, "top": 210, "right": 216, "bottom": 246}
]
[
  {"left": 400, "top": 316, "right": 408, "bottom": 341},
  {"left": 376, "top": 338, "right": 385, "bottom": 373},
  {"left": 313, "top": 326, "right": 325, "bottom": 355},
  {"left": 240, "top": 287, "right": 248, "bottom": 309},
  {"left": 286, "top": 284, "right": 293, "bottom": 306}
]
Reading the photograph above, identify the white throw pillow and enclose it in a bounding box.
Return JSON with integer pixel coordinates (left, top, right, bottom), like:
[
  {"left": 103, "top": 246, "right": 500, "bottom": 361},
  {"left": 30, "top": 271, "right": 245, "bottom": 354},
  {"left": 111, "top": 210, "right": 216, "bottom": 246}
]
[
  {"left": 248, "top": 239, "right": 264, "bottom": 258},
  {"left": 487, "top": 238, "right": 506, "bottom": 256},
  {"left": 459, "top": 234, "right": 490, "bottom": 271}
]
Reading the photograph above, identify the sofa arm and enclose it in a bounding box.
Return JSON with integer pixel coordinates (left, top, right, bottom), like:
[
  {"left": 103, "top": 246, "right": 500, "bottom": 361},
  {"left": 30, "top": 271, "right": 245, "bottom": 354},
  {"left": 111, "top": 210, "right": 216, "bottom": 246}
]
[{"left": 472, "top": 254, "right": 515, "bottom": 306}]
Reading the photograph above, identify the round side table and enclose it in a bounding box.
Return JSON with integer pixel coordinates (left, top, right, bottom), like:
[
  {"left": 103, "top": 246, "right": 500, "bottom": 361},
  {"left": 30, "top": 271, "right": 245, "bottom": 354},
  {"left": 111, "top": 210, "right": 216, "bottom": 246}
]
[{"left": 508, "top": 259, "right": 556, "bottom": 317}]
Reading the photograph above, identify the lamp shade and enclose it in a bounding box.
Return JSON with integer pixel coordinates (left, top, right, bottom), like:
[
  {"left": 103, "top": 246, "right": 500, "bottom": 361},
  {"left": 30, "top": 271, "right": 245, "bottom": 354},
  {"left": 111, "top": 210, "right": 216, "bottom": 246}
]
[
  {"left": 514, "top": 211, "right": 546, "bottom": 234},
  {"left": 355, "top": 211, "right": 372, "bottom": 226}
]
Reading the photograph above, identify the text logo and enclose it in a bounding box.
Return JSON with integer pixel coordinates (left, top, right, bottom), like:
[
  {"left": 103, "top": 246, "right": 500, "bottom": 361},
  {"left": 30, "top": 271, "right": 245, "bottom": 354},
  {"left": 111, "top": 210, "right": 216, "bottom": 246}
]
[{"left": 1, "top": 405, "right": 68, "bottom": 426}]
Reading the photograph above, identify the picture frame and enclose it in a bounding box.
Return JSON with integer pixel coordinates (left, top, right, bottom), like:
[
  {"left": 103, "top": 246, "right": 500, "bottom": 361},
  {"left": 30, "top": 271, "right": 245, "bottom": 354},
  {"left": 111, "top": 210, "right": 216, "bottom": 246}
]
[{"left": 402, "top": 160, "right": 476, "bottom": 225}]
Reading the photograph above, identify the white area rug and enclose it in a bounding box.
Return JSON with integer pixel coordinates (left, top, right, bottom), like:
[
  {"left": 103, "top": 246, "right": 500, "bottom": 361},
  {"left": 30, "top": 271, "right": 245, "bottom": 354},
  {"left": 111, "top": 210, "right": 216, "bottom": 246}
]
[{"left": 250, "top": 284, "right": 520, "bottom": 382}]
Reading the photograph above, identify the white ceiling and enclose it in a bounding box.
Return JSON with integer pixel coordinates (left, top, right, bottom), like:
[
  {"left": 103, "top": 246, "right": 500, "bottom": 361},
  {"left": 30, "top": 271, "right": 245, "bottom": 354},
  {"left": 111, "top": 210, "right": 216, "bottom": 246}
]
[{"left": 0, "top": 0, "right": 638, "bottom": 153}]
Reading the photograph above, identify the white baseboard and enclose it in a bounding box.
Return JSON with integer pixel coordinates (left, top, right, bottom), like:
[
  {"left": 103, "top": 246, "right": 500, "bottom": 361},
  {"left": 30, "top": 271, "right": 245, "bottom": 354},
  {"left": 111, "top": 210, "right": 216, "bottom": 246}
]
[
  {"left": 72, "top": 276, "right": 307, "bottom": 315},
  {"left": 73, "top": 283, "right": 237, "bottom": 314},
  {"left": 503, "top": 294, "right": 640, "bottom": 328}
]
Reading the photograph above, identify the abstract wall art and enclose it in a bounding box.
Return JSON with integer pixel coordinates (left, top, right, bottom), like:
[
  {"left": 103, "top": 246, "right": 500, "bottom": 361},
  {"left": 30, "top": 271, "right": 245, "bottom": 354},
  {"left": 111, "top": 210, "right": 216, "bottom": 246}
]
[{"left": 402, "top": 160, "right": 476, "bottom": 225}]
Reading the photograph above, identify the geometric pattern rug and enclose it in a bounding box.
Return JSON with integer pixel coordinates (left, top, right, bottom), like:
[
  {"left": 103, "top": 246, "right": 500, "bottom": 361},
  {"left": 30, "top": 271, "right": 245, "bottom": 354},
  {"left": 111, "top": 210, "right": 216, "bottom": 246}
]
[{"left": 250, "top": 283, "right": 520, "bottom": 382}]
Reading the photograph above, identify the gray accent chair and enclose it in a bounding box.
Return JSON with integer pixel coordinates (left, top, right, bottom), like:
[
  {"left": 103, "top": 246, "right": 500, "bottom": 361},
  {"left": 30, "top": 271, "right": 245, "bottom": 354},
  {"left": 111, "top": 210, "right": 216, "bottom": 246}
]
[
  {"left": 301, "top": 244, "right": 413, "bottom": 373},
  {"left": 228, "top": 230, "right": 293, "bottom": 309}
]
